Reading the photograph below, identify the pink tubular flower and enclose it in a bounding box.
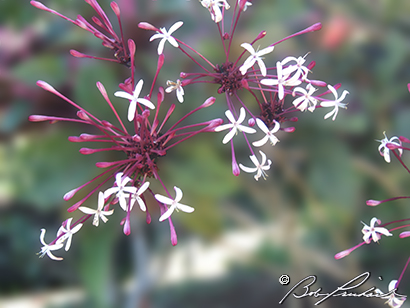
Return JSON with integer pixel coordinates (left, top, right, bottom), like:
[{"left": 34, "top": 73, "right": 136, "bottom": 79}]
[{"left": 31, "top": 0, "right": 131, "bottom": 64}]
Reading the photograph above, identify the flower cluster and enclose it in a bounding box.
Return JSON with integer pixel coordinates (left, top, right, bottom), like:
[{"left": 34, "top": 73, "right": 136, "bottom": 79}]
[
  {"left": 334, "top": 84, "right": 410, "bottom": 308},
  {"left": 31, "top": 0, "right": 348, "bottom": 260},
  {"left": 139, "top": 0, "right": 349, "bottom": 179}
]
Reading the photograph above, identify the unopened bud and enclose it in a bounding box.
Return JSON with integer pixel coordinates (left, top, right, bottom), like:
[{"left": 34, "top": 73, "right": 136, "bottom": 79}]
[
  {"left": 289, "top": 117, "right": 298, "bottom": 122},
  {"left": 248, "top": 118, "right": 256, "bottom": 127},
  {"left": 307, "top": 61, "right": 316, "bottom": 70},
  {"left": 400, "top": 136, "right": 410, "bottom": 143},
  {"left": 202, "top": 97, "right": 216, "bottom": 108},
  {"left": 110, "top": 1, "right": 120, "bottom": 16},
  {"left": 132, "top": 134, "right": 141, "bottom": 142},
  {"left": 400, "top": 231, "right": 410, "bottom": 239},
  {"left": 309, "top": 80, "right": 327, "bottom": 87},
  {"left": 77, "top": 110, "right": 90, "bottom": 121},
  {"left": 28, "top": 115, "right": 50, "bottom": 122},
  {"left": 283, "top": 127, "right": 295, "bottom": 133},
  {"left": 138, "top": 22, "right": 158, "bottom": 31},
  {"left": 366, "top": 199, "right": 381, "bottom": 206},
  {"left": 79, "top": 148, "right": 97, "bottom": 155},
  {"left": 36, "top": 80, "right": 56, "bottom": 93},
  {"left": 180, "top": 72, "right": 187, "bottom": 78},
  {"left": 96, "top": 161, "right": 118, "bottom": 168}
]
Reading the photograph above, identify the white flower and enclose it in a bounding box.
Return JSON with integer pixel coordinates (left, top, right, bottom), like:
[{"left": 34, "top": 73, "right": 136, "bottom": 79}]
[
  {"left": 129, "top": 181, "right": 150, "bottom": 212},
  {"left": 114, "top": 79, "right": 155, "bottom": 122},
  {"left": 375, "top": 280, "right": 407, "bottom": 308},
  {"left": 104, "top": 172, "right": 137, "bottom": 211},
  {"left": 361, "top": 217, "right": 392, "bottom": 244},
  {"left": 79, "top": 192, "right": 114, "bottom": 227},
  {"left": 239, "top": 150, "right": 272, "bottom": 181},
  {"left": 292, "top": 84, "right": 318, "bottom": 112},
  {"left": 261, "top": 61, "right": 302, "bottom": 100},
  {"left": 38, "top": 228, "right": 64, "bottom": 261},
  {"left": 281, "top": 54, "right": 310, "bottom": 80},
  {"left": 377, "top": 131, "right": 402, "bottom": 163},
  {"left": 200, "top": 0, "right": 230, "bottom": 23},
  {"left": 252, "top": 119, "right": 280, "bottom": 147},
  {"left": 214, "top": 107, "right": 256, "bottom": 144},
  {"left": 239, "top": 43, "right": 274, "bottom": 77},
  {"left": 238, "top": 0, "right": 252, "bottom": 11},
  {"left": 149, "top": 21, "right": 183, "bottom": 55},
  {"left": 155, "top": 186, "right": 194, "bottom": 222},
  {"left": 320, "top": 85, "right": 349, "bottom": 121},
  {"left": 165, "top": 79, "right": 184, "bottom": 103},
  {"left": 57, "top": 218, "right": 83, "bottom": 251}
]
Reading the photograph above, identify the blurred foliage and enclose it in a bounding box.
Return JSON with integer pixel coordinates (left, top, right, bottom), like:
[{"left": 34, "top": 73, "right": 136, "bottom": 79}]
[{"left": 1, "top": 0, "right": 410, "bottom": 307}]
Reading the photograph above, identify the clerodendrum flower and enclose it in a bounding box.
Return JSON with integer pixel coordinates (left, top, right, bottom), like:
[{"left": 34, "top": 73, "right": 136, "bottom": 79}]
[
  {"left": 375, "top": 280, "right": 407, "bottom": 308},
  {"left": 377, "top": 131, "right": 403, "bottom": 163},
  {"left": 79, "top": 191, "right": 114, "bottom": 227},
  {"left": 57, "top": 218, "right": 83, "bottom": 251},
  {"left": 114, "top": 79, "right": 155, "bottom": 122},
  {"left": 155, "top": 186, "right": 194, "bottom": 222},
  {"left": 166, "top": 79, "right": 184, "bottom": 103},
  {"left": 199, "top": 0, "right": 230, "bottom": 23},
  {"left": 252, "top": 118, "right": 280, "bottom": 147},
  {"left": 103, "top": 172, "right": 137, "bottom": 211},
  {"left": 320, "top": 84, "right": 349, "bottom": 121},
  {"left": 38, "top": 229, "right": 64, "bottom": 261},
  {"left": 239, "top": 150, "right": 272, "bottom": 181},
  {"left": 214, "top": 107, "right": 256, "bottom": 144},
  {"left": 361, "top": 217, "right": 392, "bottom": 244},
  {"left": 292, "top": 84, "right": 318, "bottom": 112},
  {"left": 239, "top": 43, "right": 275, "bottom": 77},
  {"left": 149, "top": 21, "right": 183, "bottom": 55}
]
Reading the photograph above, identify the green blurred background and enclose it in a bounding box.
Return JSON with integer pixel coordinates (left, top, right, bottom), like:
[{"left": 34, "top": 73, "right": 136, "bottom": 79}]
[{"left": 1, "top": 0, "right": 410, "bottom": 307}]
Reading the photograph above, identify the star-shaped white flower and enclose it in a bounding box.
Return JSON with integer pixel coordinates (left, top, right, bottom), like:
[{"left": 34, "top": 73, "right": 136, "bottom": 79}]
[
  {"left": 200, "top": 0, "right": 230, "bottom": 23},
  {"left": 320, "top": 85, "right": 349, "bottom": 121},
  {"left": 129, "top": 181, "right": 150, "bottom": 212},
  {"left": 57, "top": 218, "right": 83, "bottom": 251},
  {"left": 281, "top": 54, "right": 310, "bottom": 81},
  {"left": 261, "top": 61, "right": 302, "bottom": 100},
  {"left": 375, "top": 280, "right": 407, "bottom": 308},
  {"left": 292, "top": 84, "right": 318, "bottom": 112},
  {"left": 38, "top": 228, "right": 64, "bottom": 261},
  {"left": 361, "top": 217, "right": 392, "bottom": 244},
  {"left": 104, "top": 172, "right": 137, "bottom": 211},
  {"left": 377, "top": 131, "right": 402, "bottom": 163},
  {"left": 114, "top": 79, "right": 155, "bottom": 122},
  {"left": 79, "top": 191, "right": 114, "bottom": 227},
  {"left": 239, "top": 150, "right": 272, "bottom": 181},
  {"left": 165, "top": 79, "right": 184, "bottom": 103},
  {"left": 155, "top": 186, "right": 194, "bottom": 222},
  {"left": 214, "top": 107, "right": 256, "bottom": 144},
  {"left": 252, "top": 119, "right": 280, "bottom": 147},
  {"left": 239, "top": 43, "right": 274, "bottom": 77},
  {"left": 149, "top": 21, "right": 183, "bottom": 55}
]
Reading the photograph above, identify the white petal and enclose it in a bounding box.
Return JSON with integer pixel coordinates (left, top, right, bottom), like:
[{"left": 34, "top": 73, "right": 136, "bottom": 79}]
[
  {"left": 155, "top": 194, "right": 173, "bottom": 205},
  {"left": 225, "top": 109, "right": 236, "bottom": 123},
  {"left": 252, "top": 135, "right": 269, "bottom": 147},
  {"left": 222, "top": 128, "right": 236, "bottom": 144},
  {"left": 157, "top": 38, "right": 166, "bottom": 55},
  {"left": 255, "top": 118, "right": 269, "bottom": 134},
  {"left": 168, "top": 21, "right": 183, "bottom": 34},
  {"left": 128, "top": 101, "right": 137, "bottom": 121},
  {"left": 150, "top": 33, "right": 164, "bottom": 41},
  {"left": 214, "top": 123, "right": 234, "bottom": 132},
  {"left": 177, "top": 203, "right": 194, "bottom": 213},
  {"left": 257, "top": 59, "right": 267, "bottom": 76},
  {"left": 241, "top": 43, "right": 255, "bottom": 54},
  {"left": 159, "top": 205, "right": 175, "bottom": 221},
  {"left": 239, "top": 164, "right": 257, "bottom": 173},
  {"left": 238, "top": 125, "right": 257, "bottom": 134},
  {"left": 173, "top": 186, "right": 183, "bottom": 203},
  {"left": 114, "top": 91, "right": 134, "bottom": 101},
  {"left": 237, "top": 107, "right": 246, "bottom": 124},
  {"left": 137, "top": 98, "right": 155, "bottom": 109}
]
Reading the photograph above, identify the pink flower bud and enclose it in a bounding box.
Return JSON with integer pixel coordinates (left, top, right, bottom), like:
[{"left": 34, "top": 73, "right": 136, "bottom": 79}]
[
  {"left": 256, "top": 30, "right": 267, "bottom": 41},
  {"left": 307, "top": 61, "right": 316, "bottom": 70},
  {"left": 77, "top": 110, "right": 90, "bottom": 121},
  {"left": 79, "top": 148, "right": 97, "bottom": 155},
  {"left": 241, "top": 79, "right": 250, "bottom": 90},
  {"left": 70, "top": 50, "right": 88, "bottom": 58},
  {"left": 36, "top": 80, "right": 56, "bottom": 93},
  {"left": 399, "top": 136, "right": 410, "bottom": 143},
  {"left": 132, "top": 134, "right": 141, "bottom": 142},
  {"left": 334, "top": 249, "right": 351, "bottom": 259},
  {"left": 180, "top": 72, "right": 187, "bottom": 78},
  {"left": 96, "top": 161, "right": 118, "bottom": 168},
  {"left": 309, "top": 80, "right": 327, "bottom": 87},
  {"left": 366, "top": 199, "right": 381, "bottom": 206},
  {"left": 68, "top": 136, "right": 82, "bottom": 142},
  {"left": 138, "top": 22, "right": 158, "bottom": 31},
  {"left": 201, "top": 97, "right": 216, "bottom": 108},
  {"left": 28, "top": 115, "right": 50, "bottom": 122},
  {"left": 110, "top": 1, "right": 120, "bottom": 16},
  {"left": 289, "top": 117, "right": 298, "bottom": 122},
  {"left": 80, "top": 133, "right": 97, "bottom": 140},
  {"left": 146, "top": 212, "right": 152, "bottom": 224},
  {"left": 232, "top": 160, "right": 240, "bottom": 176},
  {"left": 123, "top": 218, "right": 131, "bottom": 235},
  {"left": 400, "top": 231, "right": 410, "bottom": 238},
  {"left": 128, "top": 39, "right": 136, "bottom": 56},
  {"left": 67, "top": 199, "right": 85, "bottom": 212},
  {"left": 283, "top": 127, "right": 295, "bottom": 133},
  {"left": 248, "top": 118, "right": 256, "bottom": 127},
  {"left": 64, "top": 187, "right": 81, "bottom": 201}
]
